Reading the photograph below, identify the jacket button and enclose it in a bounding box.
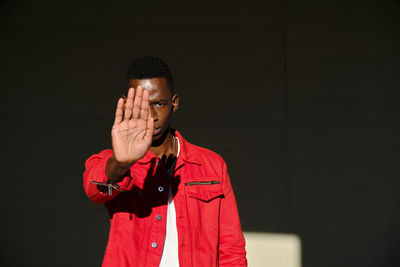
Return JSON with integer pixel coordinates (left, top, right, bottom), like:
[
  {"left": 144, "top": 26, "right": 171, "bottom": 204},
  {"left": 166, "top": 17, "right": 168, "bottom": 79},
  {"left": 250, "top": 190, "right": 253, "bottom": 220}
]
[
  {"left": 156, "top": 215, "right": 162, "bottom": 221},
  {"left": 158, "top": 186, "right": 164, "bottom": 192},
  {"left": 151, "top": 242, "right": 158, "bottom": 248}
]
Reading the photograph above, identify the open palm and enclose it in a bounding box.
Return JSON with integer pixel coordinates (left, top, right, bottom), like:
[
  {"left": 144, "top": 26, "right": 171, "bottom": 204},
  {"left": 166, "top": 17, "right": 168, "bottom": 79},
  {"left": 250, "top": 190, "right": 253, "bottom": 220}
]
[{"left": 111, "top": 86, "right": 154, "bottom": 165}]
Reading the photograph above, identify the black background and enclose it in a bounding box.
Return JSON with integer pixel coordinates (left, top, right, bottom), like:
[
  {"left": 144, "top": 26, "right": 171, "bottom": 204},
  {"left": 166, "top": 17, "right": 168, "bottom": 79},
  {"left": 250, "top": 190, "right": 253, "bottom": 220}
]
[{"left": 1, "top": 0, "right": 400, "bottom": 266}]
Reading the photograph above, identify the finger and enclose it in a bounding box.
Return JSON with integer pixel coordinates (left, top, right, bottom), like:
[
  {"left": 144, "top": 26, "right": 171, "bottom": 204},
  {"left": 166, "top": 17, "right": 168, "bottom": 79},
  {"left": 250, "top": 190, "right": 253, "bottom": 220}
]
[
  {"left": 114, "top": 97, "right": 125, "bottom": 124},
  {"left": 140, "top": 89, "right": 149, "bottom": 121},
  {"left": 132, "top": 85, "right": 143, "bottom": 119},
  {"left": 124, "top": 88, "right": 134, "bottom": 120},
  {"left": 145, "top": 107, "right": 154, "bottom": 141}
]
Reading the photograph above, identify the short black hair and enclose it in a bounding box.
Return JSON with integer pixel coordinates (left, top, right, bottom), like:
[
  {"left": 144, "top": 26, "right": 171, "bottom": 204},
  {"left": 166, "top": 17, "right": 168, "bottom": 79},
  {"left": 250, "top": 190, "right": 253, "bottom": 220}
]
[{"left": 126, "top": 56, "right": 174, "bottom": 92}]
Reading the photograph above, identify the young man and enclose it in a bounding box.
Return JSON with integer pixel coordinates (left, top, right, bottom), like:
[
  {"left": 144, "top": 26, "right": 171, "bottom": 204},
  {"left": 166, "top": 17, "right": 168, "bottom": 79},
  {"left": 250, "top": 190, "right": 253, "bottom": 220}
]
[{"left": 83, "top": 57, "right": 247, "bottom": 267}]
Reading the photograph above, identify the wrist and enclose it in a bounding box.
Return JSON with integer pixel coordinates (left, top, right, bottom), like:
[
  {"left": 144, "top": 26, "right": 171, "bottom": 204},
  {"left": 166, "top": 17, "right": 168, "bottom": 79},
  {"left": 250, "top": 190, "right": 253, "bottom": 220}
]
[
  {"left": 106, "top": 155, "right": 135, "bottom": 184},
  {"left": 110, "top": 154, "right": 135, "bottom": 169}
]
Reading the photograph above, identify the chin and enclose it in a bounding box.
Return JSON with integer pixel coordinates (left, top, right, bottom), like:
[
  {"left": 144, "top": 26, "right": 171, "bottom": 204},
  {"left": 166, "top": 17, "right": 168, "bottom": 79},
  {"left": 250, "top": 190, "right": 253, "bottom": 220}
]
[
  {"left": 151, "top": 128, "right": 169, "bottom": 147},
  {"left": 151, "top": 135, "right": 163, "bottom": 147}
]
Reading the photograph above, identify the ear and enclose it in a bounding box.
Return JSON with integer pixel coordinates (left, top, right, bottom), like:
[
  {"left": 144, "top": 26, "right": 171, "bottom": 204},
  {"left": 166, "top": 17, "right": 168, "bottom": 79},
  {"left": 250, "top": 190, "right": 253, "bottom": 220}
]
[{"left": 171, "top": 93, "right": 180, "bottom": 112}]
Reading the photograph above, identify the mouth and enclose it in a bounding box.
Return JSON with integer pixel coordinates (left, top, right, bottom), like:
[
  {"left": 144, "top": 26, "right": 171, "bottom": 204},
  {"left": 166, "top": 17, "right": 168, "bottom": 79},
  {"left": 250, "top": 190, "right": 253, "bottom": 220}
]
[{"left": 153, "top": 127, "right": 161, "bottom": 136}]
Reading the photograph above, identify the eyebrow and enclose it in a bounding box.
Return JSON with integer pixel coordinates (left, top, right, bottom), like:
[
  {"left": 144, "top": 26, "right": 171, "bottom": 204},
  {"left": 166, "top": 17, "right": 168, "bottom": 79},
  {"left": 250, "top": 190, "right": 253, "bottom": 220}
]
[{"left": 148, "top": 98, "right": 169, "bottom": 102}]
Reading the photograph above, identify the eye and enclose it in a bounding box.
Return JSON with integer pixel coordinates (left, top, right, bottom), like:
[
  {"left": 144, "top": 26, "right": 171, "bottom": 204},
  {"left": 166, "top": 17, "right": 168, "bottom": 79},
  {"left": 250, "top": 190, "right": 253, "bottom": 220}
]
[{"left": 154, "top": 102, "right": 166, "bottom": 108}]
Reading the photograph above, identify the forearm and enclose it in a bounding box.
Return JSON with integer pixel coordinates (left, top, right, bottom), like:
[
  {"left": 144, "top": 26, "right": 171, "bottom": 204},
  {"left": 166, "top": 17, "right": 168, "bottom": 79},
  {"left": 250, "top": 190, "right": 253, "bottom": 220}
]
[
  {"left": 105, "top": 155, "right": 135, "bottom": 184},
  {"left": 83, "top": 150, "right": 133, "bottom": 204},
  {"left": 219, "top": 188, "right": 247, "bottom": 266},
  {"left": 219, "top": 165, "right": 247, "bottom": 266}
]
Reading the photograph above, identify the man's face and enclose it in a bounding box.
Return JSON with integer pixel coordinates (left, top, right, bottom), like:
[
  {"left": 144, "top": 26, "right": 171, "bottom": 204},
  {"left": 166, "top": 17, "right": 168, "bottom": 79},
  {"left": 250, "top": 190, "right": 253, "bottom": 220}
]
[{"left": 128, "top": 78, "right": 179, "bottom": 146}]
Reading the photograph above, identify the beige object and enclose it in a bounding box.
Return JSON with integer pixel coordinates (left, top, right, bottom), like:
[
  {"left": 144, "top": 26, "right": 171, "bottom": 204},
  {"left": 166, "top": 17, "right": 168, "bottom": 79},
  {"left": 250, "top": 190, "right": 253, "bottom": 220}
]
[{"left": 243, "top": 232, "right": 302, "bottom": 267}]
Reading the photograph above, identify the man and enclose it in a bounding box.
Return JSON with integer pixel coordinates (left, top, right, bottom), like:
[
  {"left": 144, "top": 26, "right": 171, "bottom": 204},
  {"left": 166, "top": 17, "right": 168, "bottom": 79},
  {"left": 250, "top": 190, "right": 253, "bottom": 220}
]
[{"left": 83, "top": 56, "right": 247, "bottom": 267}]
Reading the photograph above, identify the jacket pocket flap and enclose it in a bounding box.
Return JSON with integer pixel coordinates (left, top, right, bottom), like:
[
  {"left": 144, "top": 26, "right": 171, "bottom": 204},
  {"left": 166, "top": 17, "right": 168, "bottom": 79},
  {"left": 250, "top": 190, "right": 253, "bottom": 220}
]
[{"left": 186, "top": 185, "right": 224, "bottom": 202}]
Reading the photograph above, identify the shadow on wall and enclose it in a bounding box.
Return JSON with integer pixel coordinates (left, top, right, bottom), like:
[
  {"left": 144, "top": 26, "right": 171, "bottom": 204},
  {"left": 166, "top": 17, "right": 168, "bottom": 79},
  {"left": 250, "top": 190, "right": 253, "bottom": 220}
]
[{"left": 244, "top": 232, "right": 302, "bottom": 267}]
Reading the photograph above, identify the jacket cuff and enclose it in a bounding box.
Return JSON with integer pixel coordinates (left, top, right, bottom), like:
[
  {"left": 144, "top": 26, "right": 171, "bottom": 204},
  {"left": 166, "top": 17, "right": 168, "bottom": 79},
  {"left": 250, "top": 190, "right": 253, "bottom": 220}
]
[{"left": 87, "top": 154, "right": 132, "bottom": 198}]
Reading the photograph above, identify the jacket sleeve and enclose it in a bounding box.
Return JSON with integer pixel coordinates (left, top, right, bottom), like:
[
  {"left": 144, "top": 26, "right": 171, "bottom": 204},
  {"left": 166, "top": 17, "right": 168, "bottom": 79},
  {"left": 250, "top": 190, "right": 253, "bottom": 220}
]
[
  {"left": 83, "top": 149, "right": 133, "bottom": 204},
  {"left": 219, "top": 161, "right": 248, "bottom": 266}
]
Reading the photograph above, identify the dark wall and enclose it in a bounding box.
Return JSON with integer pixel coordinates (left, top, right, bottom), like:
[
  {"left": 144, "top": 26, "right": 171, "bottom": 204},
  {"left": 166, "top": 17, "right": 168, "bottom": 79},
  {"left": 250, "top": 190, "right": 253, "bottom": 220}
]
[{"left": 1, "top": 0, "right": 399, "bottom": 266}]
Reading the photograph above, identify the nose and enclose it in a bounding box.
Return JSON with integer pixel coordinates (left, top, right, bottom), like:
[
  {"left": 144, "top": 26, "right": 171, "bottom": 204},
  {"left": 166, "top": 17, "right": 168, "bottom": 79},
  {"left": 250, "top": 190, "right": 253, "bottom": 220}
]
[{"left": 150, "top": 106, "right": 158, "bottom": 121}]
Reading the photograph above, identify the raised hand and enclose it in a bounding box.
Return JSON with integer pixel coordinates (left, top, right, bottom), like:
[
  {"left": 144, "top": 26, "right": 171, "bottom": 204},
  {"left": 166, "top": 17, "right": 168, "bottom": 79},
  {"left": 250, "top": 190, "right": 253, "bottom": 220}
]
[
  {"left": 106, "top": 86, "right": 154, "bottom": 183},
  {"left": 112, "top": 86, "right": 154, "bottom": 165}
]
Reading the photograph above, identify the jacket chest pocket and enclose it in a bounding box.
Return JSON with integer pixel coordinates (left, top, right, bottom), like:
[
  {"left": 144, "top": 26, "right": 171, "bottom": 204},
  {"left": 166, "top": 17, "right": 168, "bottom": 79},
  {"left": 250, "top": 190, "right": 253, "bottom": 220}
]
[{"left": 184, "top": 180, "right": 224, "bottom": 232}]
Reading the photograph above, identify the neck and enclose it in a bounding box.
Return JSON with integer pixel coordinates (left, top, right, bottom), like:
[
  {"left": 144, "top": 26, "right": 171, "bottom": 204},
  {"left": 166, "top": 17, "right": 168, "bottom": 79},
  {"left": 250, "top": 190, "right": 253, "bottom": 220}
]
[{"left": 150, "top": 130, "right": 175, "bottom": 159}]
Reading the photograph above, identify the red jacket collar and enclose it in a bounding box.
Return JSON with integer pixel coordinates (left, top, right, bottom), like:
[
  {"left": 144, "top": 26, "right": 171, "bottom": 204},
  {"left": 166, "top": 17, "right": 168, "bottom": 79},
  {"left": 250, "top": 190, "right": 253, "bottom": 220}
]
[{"left": 135, "top": 129, "right": 202, "bottom": 166}]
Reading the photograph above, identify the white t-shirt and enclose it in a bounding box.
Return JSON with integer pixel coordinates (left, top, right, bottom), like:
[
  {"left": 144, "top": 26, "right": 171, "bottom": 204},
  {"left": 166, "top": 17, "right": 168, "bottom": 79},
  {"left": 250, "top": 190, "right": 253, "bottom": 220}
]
[{"left": 159, "top": 137, "right": 180, "bottom": 267}]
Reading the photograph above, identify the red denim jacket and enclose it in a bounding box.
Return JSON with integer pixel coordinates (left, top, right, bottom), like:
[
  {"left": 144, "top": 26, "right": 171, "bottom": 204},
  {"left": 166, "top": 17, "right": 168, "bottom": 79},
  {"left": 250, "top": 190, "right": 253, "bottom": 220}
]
[{"left": 83, "top": 131, "right": 247, "bottom": 267}]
